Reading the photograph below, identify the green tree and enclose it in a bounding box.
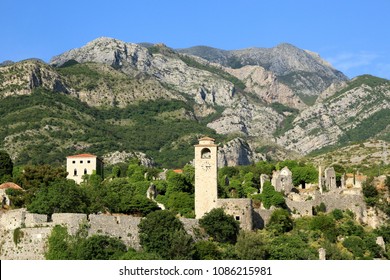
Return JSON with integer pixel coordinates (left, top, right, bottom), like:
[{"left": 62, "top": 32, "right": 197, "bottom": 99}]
[
  {"left": 120, "top": 248, "right": 160, "bottom": 260},
  {"left": 0, "top": 150, "right": 13, "bottom": 182},
  {"left": 138, "top": 210, "right": 193, "bottom": 259},
  {"left": 342, "top": 236, "right": 366, "bottom": 259},
  {"left": 266, "top": 209, "right": 293, "bottom": 235},
  {"left": 255, "top": 161, "right": 275, "bottom": 176},
  {"left": 45, "top": 225, "right": 76, "bottom": 260},
  {"left": 362, "top": 184, "right": 379, "bottom": 207},
  {"left": 165, "top": 192, "right": 194, "bottom": 218},
  {"left": 267, "top": 233, "right": 317, "bottom": 260},
  {"left": 260, "top": 182, "right": 285, "bottom": 209},
  {"left": 74, "top": 235, "right": 127, "bottom": 260},
  {"left": 193, "top": 240, "right": 222, "bottom": 260},
  {"left": 310, "top": 214, "right": 337, "bottom": 242},
  {"left": 27, "top": 179, "right": 88, "bottom": 215},
  {"left": 235, "top": 231, "right": 267, "bottom": 260},
  {"left": 199, "top": 208, "right": 240, "bottom": 244},
  {"left": 291, "top": 165, "right": 318, "bottom": 186}
]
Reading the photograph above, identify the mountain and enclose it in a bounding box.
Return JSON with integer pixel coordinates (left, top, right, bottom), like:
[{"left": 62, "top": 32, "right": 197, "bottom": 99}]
[
  {"left": 177, "top": 43, "right": 348, "bottom": 105},
  {"left": 0, "top": 37, "right": 389, "bottom": 168}
]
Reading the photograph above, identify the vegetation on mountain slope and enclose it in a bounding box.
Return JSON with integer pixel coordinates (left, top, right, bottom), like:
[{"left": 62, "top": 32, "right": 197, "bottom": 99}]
[{"left": 0, "top": 89, "right": 222, "bottom": 168}]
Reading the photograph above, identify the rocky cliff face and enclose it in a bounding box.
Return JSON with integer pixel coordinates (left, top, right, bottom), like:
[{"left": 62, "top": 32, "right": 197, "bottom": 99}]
[
  {"left": 178, "top": 43, "right": 348, "bottom": 99},
  {"left": 225, "top": 65, "right": 306, "bottom": 110},
  {"left": 0, "top": 60, "right": 72, "bottom": 97},
  {"left": 51, "top": 37, "right": 236, "bottom": 108},
  {"left": 218, "top": 137, "right": 264, "bottom": 167},
  {"left": 276, "top": 76, "right": 390, "bottom": 154}
]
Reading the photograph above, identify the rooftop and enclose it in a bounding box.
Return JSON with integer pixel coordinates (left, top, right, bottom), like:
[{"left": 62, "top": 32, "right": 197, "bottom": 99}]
[
  {"left": 0, "top": 182, "right": 23, "bottom": 190},
  {"left": 66, "top": 153, "right": 97, "bottom": 158}
]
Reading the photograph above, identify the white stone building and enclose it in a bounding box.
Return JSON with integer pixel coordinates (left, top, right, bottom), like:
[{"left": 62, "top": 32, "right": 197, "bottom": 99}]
[{"left": 66, "top": 153, "right": 104, "bottom": 184}]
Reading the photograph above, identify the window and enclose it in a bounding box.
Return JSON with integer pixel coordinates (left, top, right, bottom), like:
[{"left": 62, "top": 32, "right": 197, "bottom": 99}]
[
  {"left": 72, "top": 160, "right": 75, "bottom": 164},
  {"left": 201, "top": 148, "right": 211, "bottom": 159},
  {"left": 235, "top": 216, "right": 240, "bottom": 221},
  {"left": 87, "top": 160, "right": 91, "bottom": 163},
  {"left": 73, "top": 169, "right": 77, "bottom": 176},
  {"left": 80, "top": 160, "right": 83, "bottom": 164},
  {"left": 84, "top": 168, "right": 88, "bottom": 175}
]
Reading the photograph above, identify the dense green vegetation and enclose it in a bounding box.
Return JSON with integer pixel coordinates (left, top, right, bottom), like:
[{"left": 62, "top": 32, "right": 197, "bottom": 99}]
[
  {"left": 0, "top": 150, "right": 13, "bottom": 182},
  {"left": 3, "top": 156, "right": 390, "bottom": 260},
  {"left": 0, "top": 89, "right": 222, "bottom": 168}
]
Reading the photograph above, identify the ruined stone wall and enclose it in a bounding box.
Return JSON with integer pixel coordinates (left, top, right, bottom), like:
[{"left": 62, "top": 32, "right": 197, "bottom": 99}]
[
  {"left": 0, "top": 209, "right": 203, "bottom": 260},
  {"left": 88, "top": 214, "right": 142, "bottom": 250},
  {"left": 216, "top": 198, "right": 253, "bottom": 230}
]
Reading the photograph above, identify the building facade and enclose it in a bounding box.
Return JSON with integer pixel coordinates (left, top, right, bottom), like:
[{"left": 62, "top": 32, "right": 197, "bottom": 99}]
[{"left": 66, "top": 153, "right": 103, "bottom": 184}]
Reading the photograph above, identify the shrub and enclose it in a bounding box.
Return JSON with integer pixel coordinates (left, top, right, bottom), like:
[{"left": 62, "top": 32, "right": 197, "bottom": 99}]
[{"left": 199, "top": 208, "right": 240, "bottom": 244}]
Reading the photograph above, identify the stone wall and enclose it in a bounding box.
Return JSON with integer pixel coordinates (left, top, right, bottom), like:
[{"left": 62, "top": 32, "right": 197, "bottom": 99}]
[
  {"left": 216, "top": 198, "right": 253, "bottom": 230},
  {"left": 0, "top": 209, "right": 203, "bottom": 260}
]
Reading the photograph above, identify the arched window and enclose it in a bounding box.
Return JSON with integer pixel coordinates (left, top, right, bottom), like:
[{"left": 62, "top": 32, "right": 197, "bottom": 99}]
[
  {"left": 84, "top": 168, "right": 88, "bottom": 175},
  {"left": 73, "top": 169, "right": 77, "bottom": 176},
  {"left": 201, "top": 148, "right": 211, "bottom": 159}
]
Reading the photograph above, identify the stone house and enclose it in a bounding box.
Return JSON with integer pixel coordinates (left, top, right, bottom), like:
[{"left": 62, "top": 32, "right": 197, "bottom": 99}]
[{"left": 66, "top": 153, "right": 104, "bottom": 184}]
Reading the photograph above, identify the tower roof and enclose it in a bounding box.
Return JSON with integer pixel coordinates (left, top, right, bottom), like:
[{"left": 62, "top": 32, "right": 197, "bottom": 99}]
[{"left": 196, "top": 136, "right": 217, "bottom": 146}]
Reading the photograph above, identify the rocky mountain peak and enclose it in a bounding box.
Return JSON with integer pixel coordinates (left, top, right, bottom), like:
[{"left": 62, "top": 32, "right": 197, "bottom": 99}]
[{"left": 50, "top": 37, "right": 152, "bottom": 72}]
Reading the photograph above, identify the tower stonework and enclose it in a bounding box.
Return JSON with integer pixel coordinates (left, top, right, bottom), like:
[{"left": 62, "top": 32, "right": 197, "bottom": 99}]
[{"left": 194, "top": 137, "right": 218, "bottom": 219}]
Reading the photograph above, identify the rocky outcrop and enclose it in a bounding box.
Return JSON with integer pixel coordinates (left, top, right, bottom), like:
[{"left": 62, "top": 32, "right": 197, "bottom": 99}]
[
  {"left": 178, "top": 43, "right": 348, "bottom": 97},
  {"left": 207, "top": 96, "right": 283, "bottom": 138},
  {"left": 50, "top": 37, "right": 236, "bottom": 107},
  {"left": 276, "top": 78, "right": 390, "bottom": 154},
  {"left": 217, "top": 137, "right": 264, "bottom": 167},
  {"left": 225, "top": 65, "right": 306, "bottom": 110},
  {"left": 0, "top": 60, "right": 72, "bottom": 98},
  {"left": 103, "top": 151, "right": 155, "bottom": 167}
]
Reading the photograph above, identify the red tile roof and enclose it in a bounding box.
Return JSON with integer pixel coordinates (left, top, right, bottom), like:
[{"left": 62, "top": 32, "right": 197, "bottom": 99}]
[
  {"left": 0, "top": 182, "right": 23, "bottom": 190},
  {"left": 66, "top": 153, "right": 97, "bottom": 158}
]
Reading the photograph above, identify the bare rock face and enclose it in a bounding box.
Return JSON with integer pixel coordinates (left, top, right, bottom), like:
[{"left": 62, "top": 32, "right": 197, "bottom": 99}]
[
  {"left": 207, "top": 96, "right": 283, "bottom": 138},
  {"left": 218, "top": 137, "right": 264, "bottom": 167},
  {"left": 276, "top": 80, "right": 390, "bottom": 154},
  {"left": 225, "top": 65, "right": 306, "bottom": 110},
  {"left": 51, "top": 37, "right": 152, "bottom": 72},
  {"left": 178, "top": 43, "right": 348, "bottom": 97},
  {"left": 0, "top": 60, "right": 72, "bottom": 98},
  {"left": 103, "top": 151, "right": 155, "bottom": 167},
  {"left": 50, "top": 37, "right": 236, "bottom": 108}
]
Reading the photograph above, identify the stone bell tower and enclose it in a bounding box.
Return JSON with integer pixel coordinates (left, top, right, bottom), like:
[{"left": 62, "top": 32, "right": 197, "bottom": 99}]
[{"left": 194, "top": 137, "right": 218, "bottom": 219}]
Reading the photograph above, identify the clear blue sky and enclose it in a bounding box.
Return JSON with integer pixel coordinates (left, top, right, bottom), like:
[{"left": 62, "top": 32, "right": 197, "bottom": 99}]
[{"left": 1, "top": 0, "right": 389, "bottom": 79}]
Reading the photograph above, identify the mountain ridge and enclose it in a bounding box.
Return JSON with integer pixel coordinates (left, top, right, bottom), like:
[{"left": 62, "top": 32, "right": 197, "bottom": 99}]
[{"left": 0, "top": 37, "right": 389, "bottom": 168}]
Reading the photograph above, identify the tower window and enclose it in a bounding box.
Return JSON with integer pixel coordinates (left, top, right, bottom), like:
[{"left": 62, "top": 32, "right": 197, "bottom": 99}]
[
  {"left": 87, "top": 160, "right": 91, "bottom": 163},
  {"left": 73, "top": 169, "right": 77, "bottom": 176},
  {"left": 80, "top": 160, "right": 83, "bottom": 164},
  {"left": 84, "top": 168, "right": 88, "bottom": 175},
  {"left": 201, "top": 148, "right": 211, "bottom": 159},
  {"left": 235, "top": 216, "right": 240, "bottom": 221},
  {"left": 72, "top": 160, "right": 75, "bottom": 164}
]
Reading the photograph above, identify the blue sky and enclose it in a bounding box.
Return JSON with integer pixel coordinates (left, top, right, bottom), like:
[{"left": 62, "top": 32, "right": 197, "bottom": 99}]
[{"left": 1, "top": 0, "right": 390, "bottom": 79}]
